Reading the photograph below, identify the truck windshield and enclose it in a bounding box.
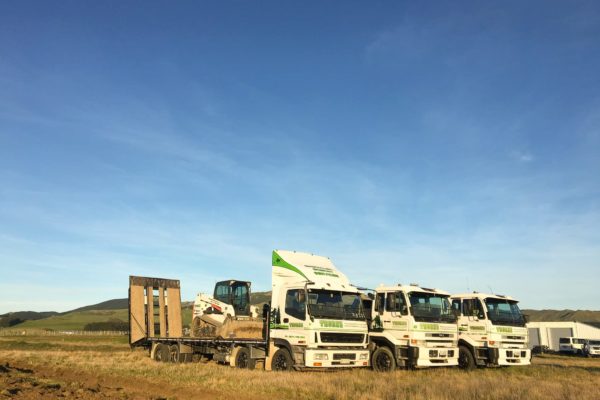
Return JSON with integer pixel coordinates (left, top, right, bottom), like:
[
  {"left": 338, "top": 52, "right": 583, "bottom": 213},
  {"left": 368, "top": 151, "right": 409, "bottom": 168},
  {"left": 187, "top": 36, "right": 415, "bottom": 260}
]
[
  {"left": 483, "top": 298, "right": 525, "bottom": 327},
  {"left": 407, "top": 292, "right": 456, "bottom": 323},
  {"left": 589, "top": 340, "right": 600, "bottom": 345},
  {"left": 307, "top": 289, "right": 365, "bottom": 321}
]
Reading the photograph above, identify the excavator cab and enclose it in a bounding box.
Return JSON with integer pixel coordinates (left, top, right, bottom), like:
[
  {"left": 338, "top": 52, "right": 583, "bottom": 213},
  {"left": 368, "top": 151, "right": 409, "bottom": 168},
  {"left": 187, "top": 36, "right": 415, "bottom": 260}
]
[{"left": 214, "top": 280, "right": 252, "bottom": 317}]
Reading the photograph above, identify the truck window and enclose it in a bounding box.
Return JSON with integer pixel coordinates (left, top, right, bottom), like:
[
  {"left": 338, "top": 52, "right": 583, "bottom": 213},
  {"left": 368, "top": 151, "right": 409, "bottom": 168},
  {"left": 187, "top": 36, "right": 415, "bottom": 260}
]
[
  {"left": 386, "top": 292, "right": 407, "bottom": 314},
  {"left": 463, "top": 299, "right": 485, "bottom": 319},
  {"left": 375, "top": 293, "right": 385, "bottom": 314},
  {"left": 451, "top": 299, "right": 461, "bottom": 315},
  {"left": 559, "top": 338, "right": 571, "bottom": 344},
  {"left": 285, "top": 289, "right": 306, "bottom": 321}
]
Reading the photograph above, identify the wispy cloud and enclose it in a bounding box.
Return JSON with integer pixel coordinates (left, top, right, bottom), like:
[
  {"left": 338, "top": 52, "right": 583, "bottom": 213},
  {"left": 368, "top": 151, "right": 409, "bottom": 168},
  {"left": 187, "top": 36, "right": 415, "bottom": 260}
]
[{"left": 510, "top": 150, "right": 534, "bottom": 163}]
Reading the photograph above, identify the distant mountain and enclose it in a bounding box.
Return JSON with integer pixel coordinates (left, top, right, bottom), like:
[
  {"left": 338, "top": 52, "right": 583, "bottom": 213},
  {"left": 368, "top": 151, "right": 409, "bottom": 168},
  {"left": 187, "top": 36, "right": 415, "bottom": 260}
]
[
  {"left": 523, "top": 309, "right": 600, "bottom": 323},
  {"left": 0, "top": 311, "right": 59, "bottom": 327},
  {"left": 251, "top": 291, "right": 271, "bottom": 305}
]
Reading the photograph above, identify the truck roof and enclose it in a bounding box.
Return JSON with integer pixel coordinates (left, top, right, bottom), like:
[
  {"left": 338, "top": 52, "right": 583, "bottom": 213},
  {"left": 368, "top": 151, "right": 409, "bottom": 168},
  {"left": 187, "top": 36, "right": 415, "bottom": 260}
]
[
  {"left": 375, "top": 284, "right": 450, "bottom": 296},
  {"left": 451, "top": 292, "right": 516, "bottom": 301},
  {"left": 272, "top": 250, "right": 357, "bottom": 292}
]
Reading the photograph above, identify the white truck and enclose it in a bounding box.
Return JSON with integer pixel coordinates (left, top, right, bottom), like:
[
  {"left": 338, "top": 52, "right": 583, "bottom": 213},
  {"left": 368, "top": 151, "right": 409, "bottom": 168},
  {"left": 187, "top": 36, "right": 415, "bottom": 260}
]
[
  {"left": 450, "top": 292, "right": 530, "bottom": 369},
  {"left": 366, "top": 284, "right": 459, "bottom": 371},
  {"left": 586, "top": 340, "right": 600, "bottom": 357},
  {"left": 129, "top": 249, "right": 370, "bottom": 371},
  {"left": 559, "top": 337, "right": 587, "bottom": 355},
  {"left": 269, "top": 250, "right": 370, "bottom": 369}
]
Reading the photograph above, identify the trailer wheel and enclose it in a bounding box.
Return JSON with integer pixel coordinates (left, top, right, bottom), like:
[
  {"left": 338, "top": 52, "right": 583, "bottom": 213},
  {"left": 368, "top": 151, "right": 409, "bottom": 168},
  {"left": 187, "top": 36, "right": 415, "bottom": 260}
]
[
  {"left": 458, "top": 346, "right": 476, "bottom": 370},
  {"left": 271, "top": 348, "right": 293, "bottom": 371},
  {"left": 372, "top": 346, "right": 396, "bottom": 372},
  {"left": 234, "top": 347, "right": 256, "bottom": 370},
  {"left": 153, "top": 344, "right": 170, "bottom": 363},
  {"left": 169, "top": 344, "right": 180, "bottom": 363}
]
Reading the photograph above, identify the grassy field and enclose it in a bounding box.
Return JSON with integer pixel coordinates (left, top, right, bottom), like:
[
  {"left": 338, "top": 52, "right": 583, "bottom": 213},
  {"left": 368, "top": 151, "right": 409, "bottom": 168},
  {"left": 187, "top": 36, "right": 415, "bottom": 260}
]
[{"left": 1, "top": 335, "right": 600, "bottom": 400}]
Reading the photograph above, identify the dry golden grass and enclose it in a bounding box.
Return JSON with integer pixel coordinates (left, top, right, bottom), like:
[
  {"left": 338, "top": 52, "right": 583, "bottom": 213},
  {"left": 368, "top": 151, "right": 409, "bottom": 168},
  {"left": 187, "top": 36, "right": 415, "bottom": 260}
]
[{"left": 1, "top": 336, "right": 600, "bottom": 400}]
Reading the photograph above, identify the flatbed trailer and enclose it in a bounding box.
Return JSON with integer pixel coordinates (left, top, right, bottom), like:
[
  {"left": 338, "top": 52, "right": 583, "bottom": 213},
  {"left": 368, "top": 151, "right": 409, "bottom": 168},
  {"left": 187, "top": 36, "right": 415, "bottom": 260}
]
[
  {"left": 129, "top": 275, "right": 272, "bottom": 369},
  {"left": 130, "top": 251, "right": 372, "bottom": 371}
]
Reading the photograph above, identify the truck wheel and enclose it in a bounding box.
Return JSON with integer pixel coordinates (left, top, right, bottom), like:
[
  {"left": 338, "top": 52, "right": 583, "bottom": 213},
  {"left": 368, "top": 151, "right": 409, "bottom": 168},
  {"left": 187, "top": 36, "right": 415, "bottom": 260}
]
[
  {"left": 271, "top": 348, "right": 293, "bottom": 371},
  {"left": 169, "top": 344, "right": 180, "bottom": 363},
  {"left": 153, "top": 344, "right": 170, "bottom": 362},
  {"left": 235, "top": 347, "right": 256, "bottom": 369},
  {"left": 372, "top": 346, "right": 396, "bottom": 372},
  {"left": 458, "top": 346, "right": 476, "bottom": 370}
]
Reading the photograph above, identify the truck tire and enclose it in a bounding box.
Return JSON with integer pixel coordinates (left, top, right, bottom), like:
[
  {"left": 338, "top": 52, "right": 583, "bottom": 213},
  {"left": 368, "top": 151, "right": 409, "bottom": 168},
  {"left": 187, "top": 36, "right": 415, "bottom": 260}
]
[
  {"left": 153, "top": 344, "right": 170, "bottom": 363},
  {"left": 372, "top": 346, "right": 396, "bottom": 372},
  {"left": 234, "top": 347, "right": 256, "bottom": 369},
  {"left": 271, "top": 348, "right": 293, "bottom": 371},
  {"left": 458, "top": 346, "right": 476, "bottom": 370},
  {"left": 169, "top": 344, "right": 180, "bottom": 363}
]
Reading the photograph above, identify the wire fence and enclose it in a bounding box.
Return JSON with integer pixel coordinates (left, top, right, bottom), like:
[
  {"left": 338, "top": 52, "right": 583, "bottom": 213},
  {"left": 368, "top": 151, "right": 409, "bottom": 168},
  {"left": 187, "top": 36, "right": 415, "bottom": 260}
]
[{"left": 0, "top": 329, "right": 128, "bottom": 337}]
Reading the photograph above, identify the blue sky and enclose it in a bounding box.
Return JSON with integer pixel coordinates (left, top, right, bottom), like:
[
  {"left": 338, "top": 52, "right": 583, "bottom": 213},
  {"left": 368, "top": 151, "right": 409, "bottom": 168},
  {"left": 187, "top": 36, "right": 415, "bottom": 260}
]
[{"left": 1, "top": 1, "right": 599, "bottom": 313}]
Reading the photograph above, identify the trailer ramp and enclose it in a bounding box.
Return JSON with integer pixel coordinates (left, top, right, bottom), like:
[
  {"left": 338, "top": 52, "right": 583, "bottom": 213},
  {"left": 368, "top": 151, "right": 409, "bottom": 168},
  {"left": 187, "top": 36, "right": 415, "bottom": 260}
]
[{"left": 129, "top": 275, "right": 182, "bottom": 345}]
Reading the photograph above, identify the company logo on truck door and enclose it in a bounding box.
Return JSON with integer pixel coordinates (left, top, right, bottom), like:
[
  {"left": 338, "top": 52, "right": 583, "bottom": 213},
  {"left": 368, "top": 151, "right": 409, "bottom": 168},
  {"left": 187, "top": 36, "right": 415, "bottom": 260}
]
[
  {"left": 320, "top": 320, "right": 344, "bottom": 328},
  {"left": 470, "top": 325, "right": 486, "bottom": 332},
  {"left": 306, "top": 265, "right": 339, "bottom": 278}
]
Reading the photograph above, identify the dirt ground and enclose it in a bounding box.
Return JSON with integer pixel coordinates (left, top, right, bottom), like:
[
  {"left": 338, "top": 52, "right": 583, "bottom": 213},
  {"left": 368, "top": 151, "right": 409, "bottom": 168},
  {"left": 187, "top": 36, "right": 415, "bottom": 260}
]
[
  {"left": 2, "top": 335, "right": 600, "bottom": 400},
  {"left": 0, "top": 360, "right": 222, "bottom": 400}
]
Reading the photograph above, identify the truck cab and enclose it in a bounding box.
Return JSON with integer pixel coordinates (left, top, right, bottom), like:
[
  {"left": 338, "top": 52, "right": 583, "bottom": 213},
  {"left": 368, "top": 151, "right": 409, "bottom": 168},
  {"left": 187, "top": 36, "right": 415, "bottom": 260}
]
[
  {"left": 267, "top": 250, "right": 370, "bottom": 370},
  {"left": 368, "top": 284, "right": 459, "bottom": 370},
  {"left": 451, "top": 292, "right": 530, "bottom": 368}
]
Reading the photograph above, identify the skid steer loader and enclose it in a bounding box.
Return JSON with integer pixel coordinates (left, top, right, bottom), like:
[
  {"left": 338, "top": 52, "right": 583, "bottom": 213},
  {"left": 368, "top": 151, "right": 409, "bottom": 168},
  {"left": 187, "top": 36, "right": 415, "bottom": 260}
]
[{"left": 191, "top": 280, "right": 263, "bottom": 339}]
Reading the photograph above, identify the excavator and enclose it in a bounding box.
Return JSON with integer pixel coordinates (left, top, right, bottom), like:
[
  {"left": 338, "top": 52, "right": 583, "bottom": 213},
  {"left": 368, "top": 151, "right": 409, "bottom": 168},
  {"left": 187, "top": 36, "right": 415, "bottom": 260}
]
[{"left": 191, "top": 280, "right": 263, "bottom": 339}]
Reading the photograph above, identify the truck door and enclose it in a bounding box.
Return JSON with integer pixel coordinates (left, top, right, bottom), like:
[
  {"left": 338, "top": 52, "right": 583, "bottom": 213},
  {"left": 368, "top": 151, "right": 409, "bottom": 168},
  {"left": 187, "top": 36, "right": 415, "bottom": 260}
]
[{"left": 385, "top": 291, "right": 408, "bottom": 332}]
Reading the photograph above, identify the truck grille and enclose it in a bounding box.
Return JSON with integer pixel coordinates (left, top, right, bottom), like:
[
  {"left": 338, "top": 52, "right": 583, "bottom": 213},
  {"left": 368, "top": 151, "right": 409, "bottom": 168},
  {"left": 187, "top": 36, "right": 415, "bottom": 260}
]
[
  {"left": 320, "top": 333, "right": 365, "bottom": 343},
  {"left": 333, "top": 353, "right": 357, "bottom": 360}
]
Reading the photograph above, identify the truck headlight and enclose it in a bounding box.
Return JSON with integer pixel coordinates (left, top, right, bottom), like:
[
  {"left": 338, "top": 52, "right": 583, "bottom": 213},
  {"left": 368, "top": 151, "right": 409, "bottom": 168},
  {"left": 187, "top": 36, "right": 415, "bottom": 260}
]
[
  {"left": 313, "top": 353, "right": 329, "bottom": 361},
  {"left": 359, "top": 353, "right": 369, "bottom": 360}
]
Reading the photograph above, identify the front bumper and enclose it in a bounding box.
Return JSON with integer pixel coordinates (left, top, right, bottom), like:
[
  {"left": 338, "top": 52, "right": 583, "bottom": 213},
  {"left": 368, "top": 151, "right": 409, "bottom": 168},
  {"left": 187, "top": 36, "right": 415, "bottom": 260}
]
[
  {"left": 413, "top": 346, "right": 459, "bottom": 367},
  {"left": 588, "top": 348, "right": 600, "bottom": 356},
  {"left": 495, "top": 348, "right": 531, "bottom": 366},
  {"left": 304, "top": 349, "right": 370, "bottom": 368}
]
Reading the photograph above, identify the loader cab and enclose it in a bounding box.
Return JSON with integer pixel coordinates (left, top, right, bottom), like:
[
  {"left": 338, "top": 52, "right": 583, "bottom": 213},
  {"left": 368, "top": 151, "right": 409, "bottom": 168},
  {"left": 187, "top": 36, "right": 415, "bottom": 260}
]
[{"left": 214, "top": 280, "right": 252, "bottom": 317}]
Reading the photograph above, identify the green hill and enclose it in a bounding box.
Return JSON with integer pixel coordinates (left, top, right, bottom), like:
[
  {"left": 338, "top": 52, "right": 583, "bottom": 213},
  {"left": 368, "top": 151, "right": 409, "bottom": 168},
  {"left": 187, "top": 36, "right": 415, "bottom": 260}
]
[
  {"left": 66, "top": 298, "right": 128, "bottom": 313},
  {"left": 0, "top": 311, "right": 59, "bottom": 327},
  {"left": 15, "top": 309, "right": 128, "bottom": 331}
]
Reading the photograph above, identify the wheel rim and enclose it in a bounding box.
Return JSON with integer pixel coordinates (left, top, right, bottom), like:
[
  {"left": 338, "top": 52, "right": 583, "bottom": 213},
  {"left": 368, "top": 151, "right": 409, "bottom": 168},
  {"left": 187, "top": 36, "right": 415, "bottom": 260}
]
[
  {"left": 274, "top": 353, "right": 288, "bottom": 370},
  {"left": 376, "top": 352, "right": 392, "bottom": 371},
  {"left": 237, "top": 351, "right": 248, "bottom": 368}
]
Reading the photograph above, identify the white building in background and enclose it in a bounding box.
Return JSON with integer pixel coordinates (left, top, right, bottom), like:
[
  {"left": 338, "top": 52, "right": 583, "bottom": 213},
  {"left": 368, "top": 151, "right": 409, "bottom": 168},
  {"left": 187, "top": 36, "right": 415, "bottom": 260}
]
[{"left": 527, "top": 322, "right": 600, "bottom": 351}]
